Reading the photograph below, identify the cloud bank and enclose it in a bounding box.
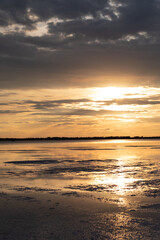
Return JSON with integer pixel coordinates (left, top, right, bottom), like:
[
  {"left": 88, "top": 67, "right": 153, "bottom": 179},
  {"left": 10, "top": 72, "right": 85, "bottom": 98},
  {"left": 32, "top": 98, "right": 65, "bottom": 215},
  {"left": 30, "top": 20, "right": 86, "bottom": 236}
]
[{"left": 0, "top": 0, "right": 160, "bottom": 89}]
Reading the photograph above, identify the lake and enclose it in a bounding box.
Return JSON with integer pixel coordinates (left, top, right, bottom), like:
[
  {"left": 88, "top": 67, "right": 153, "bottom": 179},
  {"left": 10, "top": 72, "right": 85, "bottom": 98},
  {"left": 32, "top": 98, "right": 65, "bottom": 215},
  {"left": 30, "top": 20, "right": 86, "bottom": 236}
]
[{"left": 0, "top": 139, "right": 160, "bottom": 239}]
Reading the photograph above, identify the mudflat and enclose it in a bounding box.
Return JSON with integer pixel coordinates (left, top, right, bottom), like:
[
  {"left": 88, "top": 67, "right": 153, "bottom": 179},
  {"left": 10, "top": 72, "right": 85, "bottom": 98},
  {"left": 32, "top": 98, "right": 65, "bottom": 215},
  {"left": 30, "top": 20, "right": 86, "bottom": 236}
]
[{"left": 0, "top": 139, "right": 160, "bottom": 239}]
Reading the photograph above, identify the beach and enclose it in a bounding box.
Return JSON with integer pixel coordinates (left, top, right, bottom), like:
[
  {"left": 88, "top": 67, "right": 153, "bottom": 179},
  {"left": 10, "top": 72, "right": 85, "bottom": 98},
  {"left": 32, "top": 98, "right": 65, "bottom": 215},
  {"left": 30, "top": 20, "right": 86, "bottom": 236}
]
[{"left": 0, "top": 139, "right": 160, "bottom": 239}]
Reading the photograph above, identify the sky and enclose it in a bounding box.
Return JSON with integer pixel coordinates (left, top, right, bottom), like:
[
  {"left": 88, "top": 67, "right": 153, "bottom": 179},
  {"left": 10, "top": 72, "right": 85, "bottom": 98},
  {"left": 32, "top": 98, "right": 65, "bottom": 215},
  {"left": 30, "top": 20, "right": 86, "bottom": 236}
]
[{"left": 0, "top": 0, "right": 160, "bottom": 137}]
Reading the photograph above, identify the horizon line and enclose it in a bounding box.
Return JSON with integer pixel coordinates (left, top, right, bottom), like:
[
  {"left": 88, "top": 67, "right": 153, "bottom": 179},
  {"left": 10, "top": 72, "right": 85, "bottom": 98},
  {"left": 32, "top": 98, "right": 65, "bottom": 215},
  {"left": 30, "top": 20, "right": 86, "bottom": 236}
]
[{"left": 0, "top": 136, "right": 160, "bottom": 141}]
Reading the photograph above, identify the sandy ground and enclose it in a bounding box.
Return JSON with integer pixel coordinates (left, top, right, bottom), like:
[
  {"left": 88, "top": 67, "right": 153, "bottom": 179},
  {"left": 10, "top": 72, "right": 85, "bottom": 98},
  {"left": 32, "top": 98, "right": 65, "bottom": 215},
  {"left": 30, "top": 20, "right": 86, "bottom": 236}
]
[{"left": 0, "top": 189, "right": 160, "bottom": 240}]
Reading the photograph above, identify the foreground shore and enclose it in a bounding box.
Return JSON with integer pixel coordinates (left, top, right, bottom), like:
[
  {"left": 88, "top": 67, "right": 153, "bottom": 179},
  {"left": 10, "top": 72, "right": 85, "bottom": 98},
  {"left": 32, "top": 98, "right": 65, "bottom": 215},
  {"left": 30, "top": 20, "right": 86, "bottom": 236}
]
[
  {"left": 1, "top": 189, "right": 160, "bottom": 240},
  {"left": 0, "top": 139, "right": 160, "bottom": 239}
]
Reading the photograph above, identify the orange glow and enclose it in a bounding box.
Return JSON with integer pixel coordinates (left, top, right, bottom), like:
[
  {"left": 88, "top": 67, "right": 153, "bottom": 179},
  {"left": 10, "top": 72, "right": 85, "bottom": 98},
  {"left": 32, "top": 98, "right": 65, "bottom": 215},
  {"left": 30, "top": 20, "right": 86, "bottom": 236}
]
[{"left": 91, "top": 87, "right": 143, "bottom": 100}]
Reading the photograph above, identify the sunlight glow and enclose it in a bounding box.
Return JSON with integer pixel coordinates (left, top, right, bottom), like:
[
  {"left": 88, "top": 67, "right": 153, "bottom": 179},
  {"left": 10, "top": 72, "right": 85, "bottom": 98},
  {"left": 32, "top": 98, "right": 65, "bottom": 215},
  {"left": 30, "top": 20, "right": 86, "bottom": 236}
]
[
  {"left": 91, "top": 87, "right": 144, "bottom": 100},
  {"left": 103, "top": 104, "right": 138, "bottom": 111}
]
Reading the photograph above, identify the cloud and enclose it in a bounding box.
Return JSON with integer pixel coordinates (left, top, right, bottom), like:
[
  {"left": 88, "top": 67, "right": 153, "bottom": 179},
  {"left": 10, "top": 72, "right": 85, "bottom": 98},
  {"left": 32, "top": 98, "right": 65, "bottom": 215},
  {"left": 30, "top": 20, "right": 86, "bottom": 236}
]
[
  {"left": 24, "top": 98, "right": 91, "bottom": 109},
  {"left": 31, "top": 0, "right": 109, "bottom": 20},
  {"left": 0, "top": 92, "right": 17, "bottom": 97},
  {"left": 48, "top": 0, "right": 160, "bottom": 40},
  {"left": 31, "top": 108, "right": 138, "bottom": 117},
  {"left": 3, "top": 95, "right": 159, "bottom": 116},
  {"left": 0, "top": 110, "right": 26, "bottom": 114},
  {"left": 138, "top": 117, "right": 160, "bottom": 123},
  {"left": 0, "top": 0, "right": 160, "bottom": 89},
  {"left": 102, "top": 97, "right": 160, "bottom": 106},
  {"left": 0, "top": 0, "right": 109, "bottom": 26}
]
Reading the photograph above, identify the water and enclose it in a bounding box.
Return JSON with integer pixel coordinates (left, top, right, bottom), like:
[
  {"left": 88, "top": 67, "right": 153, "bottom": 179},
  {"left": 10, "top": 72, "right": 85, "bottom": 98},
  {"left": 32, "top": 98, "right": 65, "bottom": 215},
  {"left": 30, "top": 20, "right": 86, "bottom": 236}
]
[{"left": 0, "top": 139, "right": 160, "bottom": 239}]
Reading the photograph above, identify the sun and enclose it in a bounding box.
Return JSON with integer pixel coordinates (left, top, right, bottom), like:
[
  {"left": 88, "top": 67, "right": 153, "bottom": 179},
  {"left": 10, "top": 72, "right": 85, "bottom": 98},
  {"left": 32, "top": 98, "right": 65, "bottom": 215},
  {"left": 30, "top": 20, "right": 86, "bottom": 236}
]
[{"left": 91, "top": 87, "right": 141, "bottom": 100}]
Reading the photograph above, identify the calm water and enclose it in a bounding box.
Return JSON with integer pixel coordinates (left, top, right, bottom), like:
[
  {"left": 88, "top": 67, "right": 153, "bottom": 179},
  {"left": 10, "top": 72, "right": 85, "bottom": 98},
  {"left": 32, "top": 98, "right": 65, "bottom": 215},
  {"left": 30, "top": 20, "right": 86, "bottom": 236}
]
[{"left": 0, "top": 139, "right": 160, "bottom": 239}]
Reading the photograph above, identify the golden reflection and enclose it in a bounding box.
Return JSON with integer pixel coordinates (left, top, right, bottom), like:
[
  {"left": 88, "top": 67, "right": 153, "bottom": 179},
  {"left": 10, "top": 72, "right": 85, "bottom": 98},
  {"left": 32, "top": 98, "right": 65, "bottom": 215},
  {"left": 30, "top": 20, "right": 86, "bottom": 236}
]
[
  {"left": 95, "top": 173, "right": 134, "bottom": 194},
  {"left": 108, "top": 139, "right": 131, "bottom": 143},
  {"left": 94, "top": 155, "right": 136, "bottom": 204}
]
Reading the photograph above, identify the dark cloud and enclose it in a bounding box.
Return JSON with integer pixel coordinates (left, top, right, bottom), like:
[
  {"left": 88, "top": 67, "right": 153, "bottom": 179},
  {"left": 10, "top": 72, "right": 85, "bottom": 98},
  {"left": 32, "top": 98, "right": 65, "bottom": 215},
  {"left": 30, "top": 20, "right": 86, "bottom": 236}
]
[
  {"left": 0, "top": 38, "right": 159, "bottom": 88},
  {"left": 24, "top": 98, "right": 91, "bottom": 109},
  {"left": 0, "top": 92, "right": 17, "bottom": 97},
  {"left": 116, "top": 99, "right": 160, "bottom": 105},
  {"left": 0, "top": 0, "right": 109, "bottom": 26},
  {"left": 31, "top": 0, "right": 109, "bottom": 20},
  {"left": 0, "top": 0, "right": 160, "bottom": 88},
  {"left": 102, "top": 97, "right": 160, "bottom": 106},
  {"left": 0, "top": 110, "right": 27, "bottom": 114},
  {"left": 48, "top": 0, "right": 160, "bottom": 40},
  {"left": 5, "top": 96, "right": 160, "bottom": 114},
  {"left": 31, "top": 108, "right": 138, "bottom": 117},
  {"left": 0, "top": 0, "right": 30, "bottom": 26},
  {"left": 23, "top": 96, "right": 160, "bottom": 111}
]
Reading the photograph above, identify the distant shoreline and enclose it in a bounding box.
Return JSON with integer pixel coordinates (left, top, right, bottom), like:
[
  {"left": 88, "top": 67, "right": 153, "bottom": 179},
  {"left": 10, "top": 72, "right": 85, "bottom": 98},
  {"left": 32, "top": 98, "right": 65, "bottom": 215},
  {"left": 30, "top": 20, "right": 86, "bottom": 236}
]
[{"left": 0, "top": 136, "right": 160, "bottom": 142}]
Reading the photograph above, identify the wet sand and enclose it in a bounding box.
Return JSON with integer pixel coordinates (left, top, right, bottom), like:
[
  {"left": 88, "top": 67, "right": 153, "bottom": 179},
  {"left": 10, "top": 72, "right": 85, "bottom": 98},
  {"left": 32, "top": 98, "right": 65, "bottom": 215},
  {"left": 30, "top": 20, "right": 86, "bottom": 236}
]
[{"left": 0, "top": 140, "right": 160, "bottom": 239}]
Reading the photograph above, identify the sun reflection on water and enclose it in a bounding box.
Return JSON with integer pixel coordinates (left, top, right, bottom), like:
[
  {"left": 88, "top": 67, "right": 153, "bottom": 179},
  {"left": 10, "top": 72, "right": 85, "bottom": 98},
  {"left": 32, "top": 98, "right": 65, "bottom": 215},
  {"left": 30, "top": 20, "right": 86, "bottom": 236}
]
[
  {"left": 95, "top": 173, "right": 134, "bottom": 194},
  {"left": 93, "top": 155, "right": 137, "bottom": 206}
]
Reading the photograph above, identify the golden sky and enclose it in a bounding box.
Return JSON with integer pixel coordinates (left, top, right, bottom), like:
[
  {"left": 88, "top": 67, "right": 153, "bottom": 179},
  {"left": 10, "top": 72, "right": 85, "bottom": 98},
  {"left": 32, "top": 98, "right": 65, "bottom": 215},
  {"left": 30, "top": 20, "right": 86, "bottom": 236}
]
[{"left": 0, "top": 87, "right": 159, "bottom": 137}]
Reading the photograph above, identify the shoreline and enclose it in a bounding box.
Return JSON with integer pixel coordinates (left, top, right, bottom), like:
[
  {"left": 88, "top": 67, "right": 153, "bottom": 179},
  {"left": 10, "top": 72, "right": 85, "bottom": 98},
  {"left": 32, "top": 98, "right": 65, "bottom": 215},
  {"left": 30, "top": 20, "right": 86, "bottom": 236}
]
[{"left": 0, "top": 136, "right": 160, "bottom": 142}]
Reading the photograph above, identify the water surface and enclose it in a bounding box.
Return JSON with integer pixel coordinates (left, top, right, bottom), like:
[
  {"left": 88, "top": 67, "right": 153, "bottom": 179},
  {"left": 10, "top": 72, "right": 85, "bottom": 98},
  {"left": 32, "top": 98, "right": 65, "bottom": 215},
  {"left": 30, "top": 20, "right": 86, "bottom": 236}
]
[{"left": 0, "top": 140, "right": 160, "bottom": 239}]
